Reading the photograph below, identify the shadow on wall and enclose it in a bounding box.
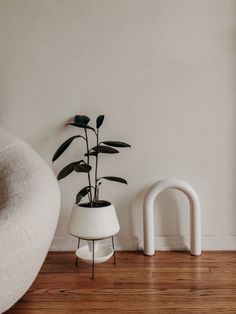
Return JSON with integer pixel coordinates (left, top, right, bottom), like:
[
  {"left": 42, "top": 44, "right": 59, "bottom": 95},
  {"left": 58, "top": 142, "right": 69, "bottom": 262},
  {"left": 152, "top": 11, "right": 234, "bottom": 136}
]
[
  {"left": 156, "top": 189, "right": 188, "bottom": 250},
  {"left": 33, "top": 116, "right": 75, "bottom": 160},
  {"left": 129, "top": 186, "right": 189, "bottom": 251}
]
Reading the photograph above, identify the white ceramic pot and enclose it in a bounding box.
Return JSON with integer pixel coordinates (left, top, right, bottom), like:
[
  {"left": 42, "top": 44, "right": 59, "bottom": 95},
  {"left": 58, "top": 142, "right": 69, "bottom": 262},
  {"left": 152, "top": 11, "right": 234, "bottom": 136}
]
[{"left": 68, "top": 203, "right": 120, "bottom": 239}]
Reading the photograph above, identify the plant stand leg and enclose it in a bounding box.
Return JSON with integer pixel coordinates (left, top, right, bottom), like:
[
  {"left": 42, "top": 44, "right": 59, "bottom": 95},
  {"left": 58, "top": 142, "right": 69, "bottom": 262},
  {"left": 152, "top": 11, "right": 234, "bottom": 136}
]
[
  {"left": 75, "top": 238, "right": 80, "bottom": 267},
  {"left": 92, "top": 240, "right": 95, "bottom": 279},
  {"left": 112, "top": 236, "right": 116, "bottom": 265}
]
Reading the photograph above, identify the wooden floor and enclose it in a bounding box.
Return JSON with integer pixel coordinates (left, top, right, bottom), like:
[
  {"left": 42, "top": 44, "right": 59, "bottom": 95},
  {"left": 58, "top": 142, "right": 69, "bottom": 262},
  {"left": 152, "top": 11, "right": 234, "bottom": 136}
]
[{"left": 6, "top": 251, "right": 236, "bottom": 313}]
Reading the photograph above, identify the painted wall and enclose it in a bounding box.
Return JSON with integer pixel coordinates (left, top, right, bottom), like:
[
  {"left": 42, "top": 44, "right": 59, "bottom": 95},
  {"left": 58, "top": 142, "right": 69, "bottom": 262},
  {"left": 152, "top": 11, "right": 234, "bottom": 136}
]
[{"left": 0, "top": 0, "right": 236, "bottom": 250}]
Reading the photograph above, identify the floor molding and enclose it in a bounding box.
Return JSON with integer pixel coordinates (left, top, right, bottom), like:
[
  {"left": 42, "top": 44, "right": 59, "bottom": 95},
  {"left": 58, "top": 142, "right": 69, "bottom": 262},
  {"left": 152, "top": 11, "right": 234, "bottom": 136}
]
[{"left": 50, "top": 235, "right": 236, "bottom": 251}]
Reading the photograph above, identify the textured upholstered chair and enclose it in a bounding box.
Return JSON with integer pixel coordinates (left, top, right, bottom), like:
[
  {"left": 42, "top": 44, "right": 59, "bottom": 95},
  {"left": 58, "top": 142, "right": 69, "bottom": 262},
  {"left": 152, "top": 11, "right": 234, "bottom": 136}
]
[{"left": 0, "top": 128, "right": 60, "bottom": 313}]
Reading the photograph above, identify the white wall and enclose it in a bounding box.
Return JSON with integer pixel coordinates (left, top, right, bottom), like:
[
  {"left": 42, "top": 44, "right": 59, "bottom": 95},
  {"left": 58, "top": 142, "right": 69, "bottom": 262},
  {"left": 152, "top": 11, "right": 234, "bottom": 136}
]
[{"left": 0, "top": 0, "right": 236, "bottom": 251}]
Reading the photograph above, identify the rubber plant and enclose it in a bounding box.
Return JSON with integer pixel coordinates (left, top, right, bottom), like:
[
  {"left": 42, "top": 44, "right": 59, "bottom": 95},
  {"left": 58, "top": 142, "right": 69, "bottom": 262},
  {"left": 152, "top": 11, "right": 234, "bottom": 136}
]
[{"left": 52, "top": 115, "right": 131, "bottom": 207}]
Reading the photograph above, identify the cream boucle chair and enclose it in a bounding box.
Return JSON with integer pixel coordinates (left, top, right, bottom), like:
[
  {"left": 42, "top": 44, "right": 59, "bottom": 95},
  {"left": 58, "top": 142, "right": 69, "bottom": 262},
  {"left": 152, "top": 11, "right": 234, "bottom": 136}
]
[{"left": 0, "top": 128, "right": 60, "bottom": 313}]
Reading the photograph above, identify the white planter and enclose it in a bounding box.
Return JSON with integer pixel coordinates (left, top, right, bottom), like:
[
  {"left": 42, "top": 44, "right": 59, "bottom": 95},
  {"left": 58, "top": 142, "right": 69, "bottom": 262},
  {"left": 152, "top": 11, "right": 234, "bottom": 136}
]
[{"left": 68, "top": 203, "right": 120, "bottom": 239}]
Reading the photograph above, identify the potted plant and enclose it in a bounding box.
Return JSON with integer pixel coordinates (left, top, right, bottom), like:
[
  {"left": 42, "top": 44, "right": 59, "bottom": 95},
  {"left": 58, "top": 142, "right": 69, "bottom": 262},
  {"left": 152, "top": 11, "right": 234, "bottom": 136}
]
[{"left": 52, "top": 114, "right": 130, "bottom": 261}]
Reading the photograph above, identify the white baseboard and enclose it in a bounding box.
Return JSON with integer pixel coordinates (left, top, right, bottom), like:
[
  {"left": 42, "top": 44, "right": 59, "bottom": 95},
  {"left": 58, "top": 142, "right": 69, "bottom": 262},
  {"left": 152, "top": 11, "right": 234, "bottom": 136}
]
[{"left": 50, "top": 235, "right": 236, "bottom": 251}]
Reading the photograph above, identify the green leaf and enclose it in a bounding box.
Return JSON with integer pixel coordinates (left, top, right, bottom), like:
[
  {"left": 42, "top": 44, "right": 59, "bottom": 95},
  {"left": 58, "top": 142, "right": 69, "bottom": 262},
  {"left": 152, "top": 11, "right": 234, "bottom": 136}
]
[
  {"left": 76, "top": 186, "right": 91, "bottom": 204},
  {"left": 66, "top": 123, "right": 95, "bottom": 132},
  {"left": 52, "top": 136, "right": 84, "bottom": 162},
  {"left": 74, "top": 163, "right": 92, "bottom": 173},
  {"left": 96, "top": 115, "right": 104, "bottom": 129},
  {"left": 74, "top": 115, "right": 90, "bottom": 125},
  {"left": 92, "top": 145, "right": 119, "bottom": 154},
  {"left": 57, "top": 161, "right": 83, "bottom": 180},
  {"left": 99, "top": 176, "right": 128, "bottom": 185},
  {"left": 102, "top": 141, "right": 131, "bottom": 148}
]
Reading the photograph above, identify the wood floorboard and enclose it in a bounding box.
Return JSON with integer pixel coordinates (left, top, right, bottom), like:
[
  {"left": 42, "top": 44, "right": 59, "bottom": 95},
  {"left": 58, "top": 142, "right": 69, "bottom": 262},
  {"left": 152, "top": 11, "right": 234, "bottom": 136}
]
[{"left": 6, "top": 251, "right": 236, "bottom": 314}]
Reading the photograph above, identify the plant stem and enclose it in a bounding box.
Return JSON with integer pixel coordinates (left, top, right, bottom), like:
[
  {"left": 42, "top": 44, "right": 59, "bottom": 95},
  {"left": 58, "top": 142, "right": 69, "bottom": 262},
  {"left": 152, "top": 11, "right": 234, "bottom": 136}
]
[
  {"left": 84, "top": 129, "right": 93, "bottom": 205},
  {"left": 94, "top": 130, "right": 99, "bottom": 204}
]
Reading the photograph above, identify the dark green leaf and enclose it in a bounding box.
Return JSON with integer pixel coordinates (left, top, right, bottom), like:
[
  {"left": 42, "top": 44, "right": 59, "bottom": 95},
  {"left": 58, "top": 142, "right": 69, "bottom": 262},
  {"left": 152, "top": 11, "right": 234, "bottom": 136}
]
[
  {"left": 57, "top": 161, "right": 83, "bottom": 180},
  {"left": 74, "top": 163, "right": 92, "bottom": 173},
  {"left": 99, "top": 176, "right": 128, "bottom": 185},
  {"left": 96, "top": 115, "right": 104, "bottom": 129},
  {"left": 102, "top": 141, "right": 131, "bottom": 148},
  {"left": 76, "top": 186, "right": 91, "bottom": 204},
  {"left": 74, "top": 115, "right": 90, "bottom": 125},
  {"left": 52, "top": 136, "right": 84, "bottom": 162},
  {"left": 66, "top": 123, "right": 95, "bottom": 132},
  {"left": 92, "top": 145, "right": 119, "bottom": 154}
]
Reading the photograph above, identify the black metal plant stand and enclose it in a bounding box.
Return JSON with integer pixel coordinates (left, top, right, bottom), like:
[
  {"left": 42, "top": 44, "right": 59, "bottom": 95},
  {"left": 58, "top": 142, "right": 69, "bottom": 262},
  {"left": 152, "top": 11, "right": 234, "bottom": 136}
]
[{"left": 75, "top": 236, "right": 116, "bottom": 279}]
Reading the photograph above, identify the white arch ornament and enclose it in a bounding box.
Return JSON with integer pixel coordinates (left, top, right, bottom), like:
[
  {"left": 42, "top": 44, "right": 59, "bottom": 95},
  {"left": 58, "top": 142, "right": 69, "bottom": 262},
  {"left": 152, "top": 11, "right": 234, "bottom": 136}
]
[{"left": 143, "top": 179, "right": 201, "bottom": 256}]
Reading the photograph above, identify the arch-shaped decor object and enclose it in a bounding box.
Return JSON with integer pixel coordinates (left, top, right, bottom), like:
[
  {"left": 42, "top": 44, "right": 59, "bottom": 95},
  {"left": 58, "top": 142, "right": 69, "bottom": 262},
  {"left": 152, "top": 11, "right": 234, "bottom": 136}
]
[
  {"left": 0, "top": 128, "right": 61, "bottom": 313},
  {"left": 143, "top": 179, "right": 201, "bottom": 256}
]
